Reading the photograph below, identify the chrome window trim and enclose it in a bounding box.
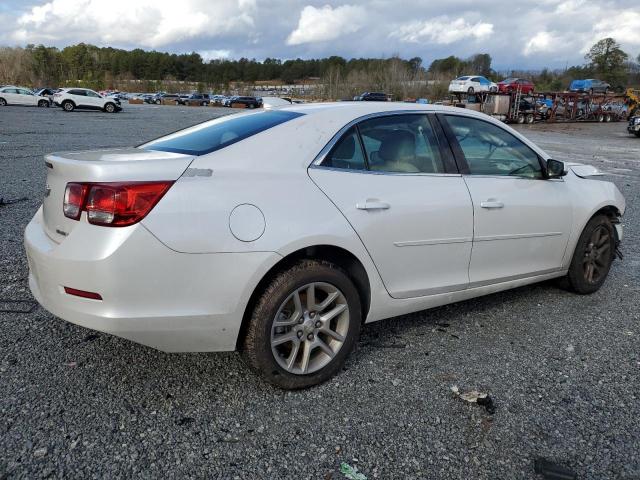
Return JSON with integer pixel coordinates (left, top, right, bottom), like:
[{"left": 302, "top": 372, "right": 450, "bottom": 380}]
[{"left": 309, "top": 110, "right": 437, "bottom": 169}]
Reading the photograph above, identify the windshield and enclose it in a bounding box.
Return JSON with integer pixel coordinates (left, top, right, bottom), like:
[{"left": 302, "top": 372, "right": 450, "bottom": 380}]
[{"left": 140, "top": 110, "right": 304, "bottom": 156}]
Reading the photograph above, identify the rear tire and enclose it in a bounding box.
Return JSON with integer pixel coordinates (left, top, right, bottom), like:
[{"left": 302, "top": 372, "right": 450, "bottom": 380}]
[
  {"left": 565, "top": 215, "right": 615, "bottom": 294},
  {"left": 241, "top": 259, "right": 362, "bottom": 389},
  {"left": 0, "top": 97, "right": 7, "bottom": 106},
  {"left": 62, "top": 100, "right": 74, "bottom": 112}
]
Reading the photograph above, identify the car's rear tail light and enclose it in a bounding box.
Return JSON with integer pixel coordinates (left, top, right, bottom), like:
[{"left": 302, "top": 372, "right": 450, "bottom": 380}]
[
  {"left": 63, "top": 181, "right": 173, "bottom": 226},
  {"left": 63, "top": 183, "right": 89, "bottom": 220},
  {"left": 64, "top": 287, "right": 103, "bottom": 300}
]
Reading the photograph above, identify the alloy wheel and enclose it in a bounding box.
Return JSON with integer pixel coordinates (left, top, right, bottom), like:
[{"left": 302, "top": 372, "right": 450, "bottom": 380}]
[
  {"left": 270, "top": 282, "right": 349, "bottom": 375},
  {"left": 583, "top": 225, "right": 610, "bottom": 284}
]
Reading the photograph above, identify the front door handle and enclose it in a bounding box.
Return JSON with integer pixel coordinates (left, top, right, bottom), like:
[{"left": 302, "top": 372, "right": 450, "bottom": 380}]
[
  {"left": 480, "top": 200, "right": 504, "bottom": 209},
  {"left": 356, "top": 200, "right": 390, "bottom": 211}
]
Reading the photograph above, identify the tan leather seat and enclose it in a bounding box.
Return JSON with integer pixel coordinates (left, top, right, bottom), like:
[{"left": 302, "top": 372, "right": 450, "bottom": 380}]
[{"left": 370, "top": 131, "right": 420, "bottom": 173}]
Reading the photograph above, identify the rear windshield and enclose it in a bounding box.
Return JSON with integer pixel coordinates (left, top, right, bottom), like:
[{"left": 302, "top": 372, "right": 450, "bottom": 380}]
[{"left": 140, "top": 110, "right": 304, "bottom": 156}]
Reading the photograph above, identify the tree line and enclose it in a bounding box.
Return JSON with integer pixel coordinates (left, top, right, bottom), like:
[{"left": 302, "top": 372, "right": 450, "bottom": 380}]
[{"left": 0, "top": 38, "right": 637, "bottom": 97}]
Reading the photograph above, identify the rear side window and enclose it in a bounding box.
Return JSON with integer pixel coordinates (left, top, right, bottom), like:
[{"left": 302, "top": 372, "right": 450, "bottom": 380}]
[
  {"left": 140, "top": 110, "right": 304, "bottom": 156},
  {"left": 323, "top": 127, "right": 366, "bottom": 170}
]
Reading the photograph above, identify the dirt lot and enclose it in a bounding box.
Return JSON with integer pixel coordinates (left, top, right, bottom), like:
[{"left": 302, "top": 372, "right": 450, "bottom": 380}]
[{"left": 1, "top": 104, "right": 639, "bottom": 479}]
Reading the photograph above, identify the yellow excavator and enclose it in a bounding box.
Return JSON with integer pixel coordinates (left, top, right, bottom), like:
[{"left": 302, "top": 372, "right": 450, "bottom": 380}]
[
  {"left": 627, "top": 88, "right": 639, "bottom": 117},
  {"left": 627, "top": 89, "right": 640, "bottom": 137}
]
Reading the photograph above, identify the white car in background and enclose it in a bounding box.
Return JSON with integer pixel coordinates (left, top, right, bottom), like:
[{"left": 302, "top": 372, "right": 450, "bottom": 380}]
[
  {"left": 0, "top": 86, "right": 51, "bottom": 107},
  {"left": 53, "top": 88, "right": 122, "bottom": 113},
  {"left": 25, "top": 103, "right": 625, "bottom": 389},
  {"left": 449, "top": 76, "right": 498, "bottom": 94}
]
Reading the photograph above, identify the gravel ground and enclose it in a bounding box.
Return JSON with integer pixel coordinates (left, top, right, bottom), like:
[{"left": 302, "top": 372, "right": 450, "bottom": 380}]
[{"left": 1, "top": 104, "right": 639, "bottom": 479}]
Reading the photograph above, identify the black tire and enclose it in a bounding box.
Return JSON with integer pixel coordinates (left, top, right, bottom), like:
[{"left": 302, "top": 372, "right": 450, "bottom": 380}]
[
  {"left": 38, "top": 100, "right": 49, "bottom": 108},
  {"left": 62, "top": 100, "right": 74, "bottom": 112},
  {"left": 0, "top": 97, "right": 7, "bottom": 106},
  {"left": 635, "top": 131, "right": 640, "bottom": 138},
  {"left": 248, "top": 103, "right": 255, "bottom": 109},
  {"left": 604, "top": 88, "right": 609, "bottom": 95},
  {"left": 104, "top": 102, "right": 116, "bottom": 113},
  {"left": 588, "top": 88, "right": 594, "bottom": 95},
  {"left": 241, "top": 259, "right": 362, "bottom": 389},
  {"left": 526, "top": 113, "right": 535, "bottom": 124},
  {"left": 467, "top": 87, "right": 474, "bottom": 94},
  {"left": 565, "top": 215, "right": 615, "bottom": 294},
  {"left": 155, "top": 99, "right": 161, "bottom": 105}
]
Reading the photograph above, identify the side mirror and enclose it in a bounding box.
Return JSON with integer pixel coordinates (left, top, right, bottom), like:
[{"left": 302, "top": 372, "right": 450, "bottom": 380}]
[{"left": 546, "top": 159, "right": 567, "bottom": 178}]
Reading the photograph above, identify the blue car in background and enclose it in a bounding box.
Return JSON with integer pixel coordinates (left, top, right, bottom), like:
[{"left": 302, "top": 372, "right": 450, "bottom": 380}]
[{"left": 569, "top": 79, "right": 611, "bottom": 94}]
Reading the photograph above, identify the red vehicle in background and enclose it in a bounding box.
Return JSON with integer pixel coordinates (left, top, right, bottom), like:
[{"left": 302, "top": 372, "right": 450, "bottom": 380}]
[{"left": 497, "top": 78, "right": 535, "bottom": 94}]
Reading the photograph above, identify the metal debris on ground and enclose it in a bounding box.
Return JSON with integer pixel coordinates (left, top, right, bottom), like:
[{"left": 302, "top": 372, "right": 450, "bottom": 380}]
[
  {"left": 533, "top": 457, "right": 577, "bottom": 480},
  {"left": 340, "top": 462, "right": 367, "bottom": 480},
  {"left": 0, "top": 196, "right": 28, "bottom": 207},
  {"left": 451, "top": 385, "right": 496, "bottom": 414}
]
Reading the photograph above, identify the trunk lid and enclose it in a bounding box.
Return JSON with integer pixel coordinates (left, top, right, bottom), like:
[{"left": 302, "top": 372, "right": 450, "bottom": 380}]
[{"left": 42, "top": 147, "right": 194, "bottom": 243}]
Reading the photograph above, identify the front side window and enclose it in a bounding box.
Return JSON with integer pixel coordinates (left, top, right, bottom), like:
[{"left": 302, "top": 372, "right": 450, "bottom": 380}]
[
  {"left": 359, "top": 115, "right": 445, "bottom": 174},
  {"left": 140, "top": 110, "right": 304, "bottom": 156},
  {"left": 444, "top": 115, "right": 543, "bottom": 178}
]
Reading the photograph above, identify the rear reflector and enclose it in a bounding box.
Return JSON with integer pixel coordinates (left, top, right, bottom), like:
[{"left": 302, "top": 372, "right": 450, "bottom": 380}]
[
  {"left": 64, "top": 287, "right": 103, "bottom": 300},
  {"left": 63, "top": 181, "right": 173, "bottom": 226}
]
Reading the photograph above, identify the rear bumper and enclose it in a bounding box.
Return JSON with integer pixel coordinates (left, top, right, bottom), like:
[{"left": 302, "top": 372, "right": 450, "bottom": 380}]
[{"left": 25, "top": 207, "right": 281, "bottom": 352}]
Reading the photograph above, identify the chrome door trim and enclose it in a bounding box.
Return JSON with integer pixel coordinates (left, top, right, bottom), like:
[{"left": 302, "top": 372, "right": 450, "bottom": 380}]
[
  {"left": 474, "top": 232, "right": 563, "bottom": 242},
  {"left": 394, "top": 237, "right": 472, "bottom": 247}
]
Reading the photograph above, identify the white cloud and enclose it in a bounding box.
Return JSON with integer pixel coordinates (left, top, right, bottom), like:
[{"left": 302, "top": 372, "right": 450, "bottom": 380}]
[
  {"left": 286, "top": 4, "right": 366, "bottom": 45},
  {"left": 524, "top": 31, "right": 557, "bottom": 55},
  {"left": 199, "top": 49, "right": 232, "bottom": 60},
  {"left": 391, "top": 17, "right": 494, "bottom": 44},
  {"left": 589, "top": 11, "right": 640, "bottom": 49},
  {"left": 11, "top": 0, "right": 256, "bottom": 48}
]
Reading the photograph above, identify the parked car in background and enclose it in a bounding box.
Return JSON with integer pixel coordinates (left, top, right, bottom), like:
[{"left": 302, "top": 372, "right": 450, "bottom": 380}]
[
  {"left": 449, "top": 76, "right": 498, "bottom": 94},
  {"left": 223, "top": 96, "right": 261, "bottom": 108},
  {"left": 569, "top": 79, "right": 611, "bottom": 94},
  {"left": 25, "top": 102, "right": 625, "bottom": 389},
  {"left": 628, "top": 115, "right": 640, "bottom": 137},
  {"left": 497, "top": 78, "right": 535, "bottom": 94},
  {"left": 34, "top": 88, "right": 58, "bottom": 104},
  {"left": 155, "top": 93, "right": 180, "bottom": 104},
  {"left": 0, "top": 86, "right": 50, "bottom": 107},
  {"left": 210, "top": 95, "right": 227, "bottom": 105},
  {"left": 141, "top": 94, "right": 156, "bottom": 104},
  {"left": 355, "top": 92, "right": 389, "bottom": 101},
  {"left": 53, "top": 88, "right": 121, "bottom": 112},
  {"left": 178, "top": 93, "right": 210, "bottom": 106}
]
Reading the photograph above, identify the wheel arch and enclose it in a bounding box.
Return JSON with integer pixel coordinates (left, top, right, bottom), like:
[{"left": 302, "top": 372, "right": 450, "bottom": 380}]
[{"left": 236, "top": 244, "right": 371, "bottom": 350}]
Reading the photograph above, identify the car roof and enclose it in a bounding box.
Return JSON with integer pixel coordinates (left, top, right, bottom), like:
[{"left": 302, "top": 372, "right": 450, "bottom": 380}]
[{"left": 276, "top": 101, "right": 495, "bottom": 123}]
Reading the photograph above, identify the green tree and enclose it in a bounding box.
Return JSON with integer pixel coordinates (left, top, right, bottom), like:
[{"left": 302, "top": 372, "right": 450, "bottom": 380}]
[{"left": 585, "top": 38, "right": 628, "bottom": 85}]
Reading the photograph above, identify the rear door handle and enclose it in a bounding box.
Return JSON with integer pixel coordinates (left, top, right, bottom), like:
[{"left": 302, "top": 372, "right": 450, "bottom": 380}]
[
  {"left": 480, "top": 200, "right": 504, "bottom": 209},
  {"left": 356, "top": 200, "right": 390, "bottom": 211}
]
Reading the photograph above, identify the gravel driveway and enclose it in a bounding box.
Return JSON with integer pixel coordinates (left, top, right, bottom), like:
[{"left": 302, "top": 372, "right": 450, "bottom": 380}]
[{"left": 1, "top": 105, "right": 639, "bottom": 479}]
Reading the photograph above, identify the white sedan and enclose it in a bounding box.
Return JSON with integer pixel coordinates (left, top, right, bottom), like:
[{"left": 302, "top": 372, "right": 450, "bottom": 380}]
[
  {"left": 449, "top": 75, "right": 498, "bottom": 94},
  {"left": 25, "top": 103, "right": 625, "bottom": 389},
  {"left": 0, "top": 86, "right": 51, "bottom": 107}
]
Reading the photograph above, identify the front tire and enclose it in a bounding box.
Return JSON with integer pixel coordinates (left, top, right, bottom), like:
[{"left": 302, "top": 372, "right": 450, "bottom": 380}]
[
  {"left": 38, "top": 100, "right": 49, "bottom": 108},
  {"left": 565, "top": 215, "right": 615, "bottom": 294},
  {"left": 104, "top": 102, "right": 116, "bottom": 113},
  {"left": 467, "top": 87, "right": 475, "bottom": 94},
  {"left": 241, "top": 259, "right": 362, "bottom": 389}
]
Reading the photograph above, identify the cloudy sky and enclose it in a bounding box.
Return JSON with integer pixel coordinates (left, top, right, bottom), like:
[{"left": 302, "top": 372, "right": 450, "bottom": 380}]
[{"left": 0, "top": 0, "right": 638, "bottom": 70}]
